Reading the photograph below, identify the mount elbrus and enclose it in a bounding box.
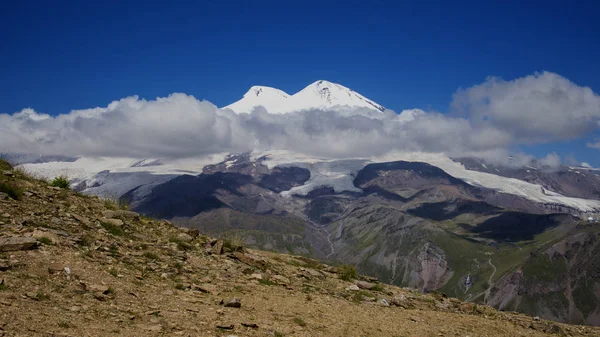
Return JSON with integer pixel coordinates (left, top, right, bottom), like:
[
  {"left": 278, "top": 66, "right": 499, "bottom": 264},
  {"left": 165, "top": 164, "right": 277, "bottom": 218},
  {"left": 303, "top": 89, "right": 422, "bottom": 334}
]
[{"left": 3, "top": 80, "right": 600, "bottom": 327}]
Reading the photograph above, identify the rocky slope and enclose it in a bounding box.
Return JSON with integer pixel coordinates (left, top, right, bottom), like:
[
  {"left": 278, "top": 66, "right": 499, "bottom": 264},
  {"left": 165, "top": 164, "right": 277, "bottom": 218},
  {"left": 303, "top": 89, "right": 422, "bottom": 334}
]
[{"left": 2, "top": 161, "right": 599, "bottom": 336}]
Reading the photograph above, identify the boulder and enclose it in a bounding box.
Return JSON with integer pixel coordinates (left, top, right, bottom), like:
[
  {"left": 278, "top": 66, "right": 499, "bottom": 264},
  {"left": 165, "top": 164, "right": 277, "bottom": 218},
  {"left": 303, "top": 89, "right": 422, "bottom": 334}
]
[
  {"left": 177, "top": 232, "right": 193, "bottom": 243},
  {"left": 230, "top": 252, "right": 267, "bottom": 270},
  {"left": 356, "top": 281, "right": 376, "bottom": 290},
  {"left": 272, "top": 274, "right": 291, "bottom": 285},
  {"left": 99, "top": 217, "right": 124, "bottom": 227},
  {"left": 214, "top": 240, "right": 224, "bottom": 255},
  {"left": 224, "top": 298, "right": 241, "bottom": 308},
  {"left": 0, "top": 237, "right": 39, "bottom": 252}
]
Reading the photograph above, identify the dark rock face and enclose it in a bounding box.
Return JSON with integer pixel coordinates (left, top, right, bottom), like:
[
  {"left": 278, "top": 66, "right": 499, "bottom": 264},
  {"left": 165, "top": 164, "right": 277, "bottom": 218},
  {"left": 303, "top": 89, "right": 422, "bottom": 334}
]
[
  {"left": 258, "top": 166, "right": 310, "bottom": 193},
  {"left": 133, "top": 172, "right": 253, "bottom": 218},
  {"left": 354, "top": 161, "right": 468, "bottom": 189},
  {"left": 306, "top": 197, "right": 345, "bottom": 224}
]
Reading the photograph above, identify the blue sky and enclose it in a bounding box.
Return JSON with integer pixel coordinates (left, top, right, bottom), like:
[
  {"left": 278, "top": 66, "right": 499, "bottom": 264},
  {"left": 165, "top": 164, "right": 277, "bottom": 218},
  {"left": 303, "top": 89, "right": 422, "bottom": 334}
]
[{"left": 1, "top": 0, "right": 600, "bottom": 164}]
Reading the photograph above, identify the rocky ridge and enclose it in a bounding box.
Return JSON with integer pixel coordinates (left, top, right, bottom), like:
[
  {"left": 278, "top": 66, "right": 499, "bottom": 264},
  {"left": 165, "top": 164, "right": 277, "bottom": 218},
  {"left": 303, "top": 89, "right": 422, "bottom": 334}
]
[{"left": 1, "top": 160, "right": 599, "bottom": 336}]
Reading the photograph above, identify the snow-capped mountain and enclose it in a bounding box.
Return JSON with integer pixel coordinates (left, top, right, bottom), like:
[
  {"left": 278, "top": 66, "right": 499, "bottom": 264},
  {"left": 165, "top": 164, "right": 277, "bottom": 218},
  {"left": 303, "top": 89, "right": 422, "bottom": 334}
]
[{"left": 223, "top": 80, "right": 385, "bottom": 114}]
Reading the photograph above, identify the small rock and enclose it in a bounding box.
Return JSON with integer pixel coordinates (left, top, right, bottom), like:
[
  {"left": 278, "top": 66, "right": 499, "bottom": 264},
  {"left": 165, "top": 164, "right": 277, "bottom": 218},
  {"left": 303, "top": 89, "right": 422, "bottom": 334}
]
[
  {"left": 216, "top": 324, "right": 234, "bottom": 330},
  {"left": 230, "top": 252, "right": 267, "bottom": 270},
  {"left": 2, "top": 171, "right": 13, "bottom": 177},
  {"left": 224, "top": 298, "right": 241, "bottom": 308},
  {"left": 70, "top": 306, "right": 81, "bottom": 312},
  {"left": 459, "top": 302, "right": 476, "bottom": 313},
  {"left": 143, "top": 325, "right": 162, "bottom": 332},
  {"left": 272, "top": 274, "right": 290, "bottom": 285},
  {"left": 23, "top": 192, "right": 33, "bottom": 197},
  {"left": 214, "top": 240, "right": 224, "bottom": 255},
  {"left": 391, "top": 294, "right": 410, "bottom": 307},
  {"left": 533, "top": 316, "right": 540, "bottom": 321},
  {"left": 177, "top": 232, "right": 193, "bottom": 243},
  {"left": 377, "top": 298, "right": 390, "bottom": 306},
  {"left": 249, "top": 273, "right": 263, "bottom": 280},
  {"left": 48, "top": 263, "right": 65, "bottom": 274},
  {"left": 241, "top": 323, "right": 259, "bottom": 329},
  {"left": 72, "top": 214, "right": 92, "bottom": 227},
  {"left": 88, "top": 284, "right": 110, "bottom": 294},
  {"left": 345, "top": 285, "right": 360, "bottom": 291},
  {"left": 0, "top": 192, "right": 7, "bottom": 200},
  {"left": 0, "top": 237, "right": 39, "bottom": 252},
  {"left": 99, "top": 217, "right": 123, "bottom": 227},
  {"left": 191, "top": 283, "right": 217, "bottom": 294},
  {"left": 102, "top": 210, "right": 139, "bottom": 220},
  {"left": 356, "top": 281, "right": 376, "bottom": 290}
]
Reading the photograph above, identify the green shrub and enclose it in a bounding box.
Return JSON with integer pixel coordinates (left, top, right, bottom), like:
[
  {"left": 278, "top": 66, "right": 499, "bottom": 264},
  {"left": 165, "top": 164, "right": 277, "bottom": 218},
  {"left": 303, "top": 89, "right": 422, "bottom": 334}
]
[
  {"left": 51, "top": 175, "right": 70, "bottom": 189},
  {"left": 338, "top": 264, "right": 357, "bottom": 281},
  {"left": 0, "top": 159, "right": 12, "bottom": 171},
  {"left": 258, "top": 279, "right": 276, "bottom": 286},
  {"left": 37, "top": 236, "right": 53, "bottom": 245},
  {"left": 293, "top": 317, "right": 307, "bottom": 327},
  {"left": 101, "top": 222, "right": 124, "bottom": 236},
  {"left": 0, "top": 180, "right": 23, "bottom": 200},
  {"left": 142, "top": 251, "right": 160, "bottom": 260}
]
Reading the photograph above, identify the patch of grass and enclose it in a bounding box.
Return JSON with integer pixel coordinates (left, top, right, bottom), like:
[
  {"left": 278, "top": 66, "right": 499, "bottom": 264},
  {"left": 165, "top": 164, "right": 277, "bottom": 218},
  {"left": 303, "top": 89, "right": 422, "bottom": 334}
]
[
  {"left": 108, "top": 269, "right": 118, "bottom": 277},
  {"left": 78, "top": 234, "right": 95, "bottom": 247},
  {"left": 338, "top": 264, "right": 357, "bottom": 281},
  {"left": 37, "top": 236, "right": 53, "bottom": 245},
  {"left": 168, "top": 236, "right": 192, "bottom": 251},
  {"left": 0, "top": 159, "right": 12, "bottom": 171},
  {"left": 258, "top": 279, "right": 276, "bottom": 286},
  {"left": 173, "top": 261, "right": 184, "bottom": 273},
  {"left": 175, "top": 283, "right": 186, "bottom": 290},
  {"left": 293, "top": 317, "right": 307, "bottom": 327},
  {"left": 101, "top": 222, "right": 125, "bottom": 236},
  {"left": 352, "top": 290, "right": 372, "bottom": 303},
  {"left": 36, "top": 290, "right": 51, "bottom": 301},
  {"left": 50, "top": 175, "right": 70, "bottom": 189},
  {"left": 0, "top": 180, "right": 23, "bottom": 200},
  {"left": 58, "top": 321, "right": 71, "bottom": 328},
  {"left": 274, "top": 331, "right": 284, "bottom": 337},
  {"left": 0, "top": 281, "right": 7, "bottom": 291},
  {"left": 371, "top": 283, "right": 385, "bottom": 292},
  {"left": 142, "top": 251, "right": 160, "bottom": 260},
  {"left": 106, "top": 287, "right": 116, "bottom": 295}
]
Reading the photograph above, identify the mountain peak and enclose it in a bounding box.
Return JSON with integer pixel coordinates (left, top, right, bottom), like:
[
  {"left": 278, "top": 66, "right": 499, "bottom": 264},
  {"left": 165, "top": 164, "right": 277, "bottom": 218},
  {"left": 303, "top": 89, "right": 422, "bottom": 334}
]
[
  {"left": 244, "top": 86, "right": 289, "bottom": 99},
  {"left": 223, "top": 80, "right": 385, "bottom": 114}
]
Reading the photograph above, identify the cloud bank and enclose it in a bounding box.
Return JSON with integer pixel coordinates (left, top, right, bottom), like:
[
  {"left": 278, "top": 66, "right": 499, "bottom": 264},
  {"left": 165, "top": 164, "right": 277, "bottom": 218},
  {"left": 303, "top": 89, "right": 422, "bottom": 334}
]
[{"left": 1, "top": 72, "right": 599, "bottom": 163}]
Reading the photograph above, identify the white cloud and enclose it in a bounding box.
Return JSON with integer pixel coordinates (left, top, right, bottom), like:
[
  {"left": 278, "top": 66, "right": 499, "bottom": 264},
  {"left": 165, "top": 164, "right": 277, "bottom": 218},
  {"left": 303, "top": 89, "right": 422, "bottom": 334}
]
[
  {"left": 452, "top": 71, "right": 600, "bottom": 143},
  {"left": 588, "top": 140, "right": 600, "bottom": 150},
  {"left": 0, "top": 94, "right": 510, "bottom": 160},
  {"left": 538, "top": 152, "right": 561, "bottom": 168}
]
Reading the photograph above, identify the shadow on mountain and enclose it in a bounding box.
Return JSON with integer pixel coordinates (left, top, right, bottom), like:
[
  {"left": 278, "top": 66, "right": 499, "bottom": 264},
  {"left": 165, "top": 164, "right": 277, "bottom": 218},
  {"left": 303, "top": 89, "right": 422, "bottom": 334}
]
[
  {"left": 459, "top": 212, "right": 565, "bottom": 242},
  {"left": 258, "top": 166, "right": 310, "bottom": 193},
  {"left": 131, "top": 172, "right": 252, "bottom": 218},
  {"left": 354, "top": 161, "right": 468, "bottom": 187},
  {"left": 361, "top": 186, "right": 408, "bottom": 201},
  {"left": 407, "top": 200, "right": 501, "bottom": 221}
]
